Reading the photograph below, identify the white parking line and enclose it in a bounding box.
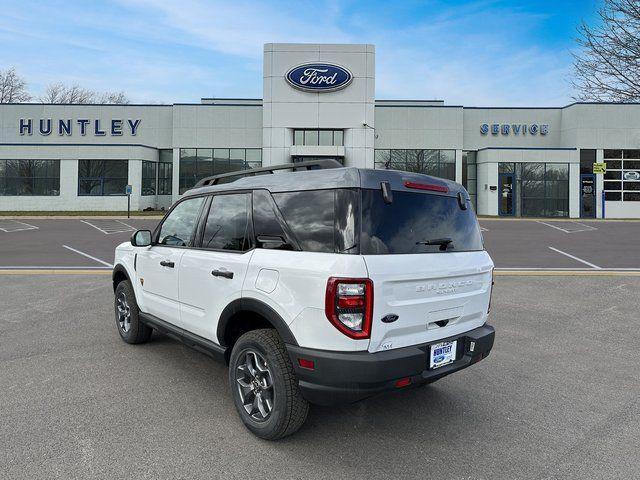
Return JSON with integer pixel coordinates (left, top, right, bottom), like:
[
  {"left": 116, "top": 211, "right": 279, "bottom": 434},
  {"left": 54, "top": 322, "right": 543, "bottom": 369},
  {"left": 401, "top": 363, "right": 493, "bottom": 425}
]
[
  {"left": 0, "top": 220, "right": 39, "bottom": 233},
  {"left": 548, "top": 246, "right": 602, "bottom": 269},
  {"left": 62, "top": 245, "right": 113, "bottom": 267},
  {"left": 536, "top": 220, "right": 597, "bottom": 233},
  {"left": 496, "top": 267, "right": 640, "bottom": 271},
  {"left": 81, "top": 219, "right": 135, "bottom": 235}
]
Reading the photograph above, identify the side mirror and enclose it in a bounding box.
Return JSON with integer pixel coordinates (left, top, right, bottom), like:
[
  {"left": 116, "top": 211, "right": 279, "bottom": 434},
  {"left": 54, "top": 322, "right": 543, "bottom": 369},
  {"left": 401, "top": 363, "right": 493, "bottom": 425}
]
[
  {"left": 131, "top": 229, "right": 152, "bottom": 247},
  {"left": 256, "top": 235, "right": 292, "bottom": 250}
]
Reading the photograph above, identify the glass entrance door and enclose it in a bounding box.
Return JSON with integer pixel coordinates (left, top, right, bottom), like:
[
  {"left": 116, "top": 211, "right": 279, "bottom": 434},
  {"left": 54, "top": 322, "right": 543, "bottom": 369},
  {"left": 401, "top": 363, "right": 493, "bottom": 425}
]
[
  {"left": 498, "top": 173, "right": 515, "bottom": 216},
  {"left": 580, "top": 174, "right": 596, "bottom": 218}
]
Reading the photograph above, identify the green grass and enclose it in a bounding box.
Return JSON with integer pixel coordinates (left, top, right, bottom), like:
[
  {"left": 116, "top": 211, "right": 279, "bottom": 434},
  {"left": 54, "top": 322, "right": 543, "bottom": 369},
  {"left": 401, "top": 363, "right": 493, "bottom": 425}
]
[{"left": 0, "top": 210, "right": 166, "bottom": 217}]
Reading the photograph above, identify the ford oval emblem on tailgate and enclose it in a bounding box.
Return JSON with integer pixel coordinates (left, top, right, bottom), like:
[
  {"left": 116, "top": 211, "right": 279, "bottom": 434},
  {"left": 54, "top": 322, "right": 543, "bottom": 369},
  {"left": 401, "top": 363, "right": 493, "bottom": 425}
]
[{"left": 381, "top": 314, "right": 399, "bottom": 323}]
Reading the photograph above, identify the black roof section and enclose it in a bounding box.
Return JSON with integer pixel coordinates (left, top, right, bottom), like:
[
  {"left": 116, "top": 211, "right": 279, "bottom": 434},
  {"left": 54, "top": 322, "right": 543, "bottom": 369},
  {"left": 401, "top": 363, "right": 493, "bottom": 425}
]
[{"left": 183, "top": 160, "right": 464, "bottom": 198}]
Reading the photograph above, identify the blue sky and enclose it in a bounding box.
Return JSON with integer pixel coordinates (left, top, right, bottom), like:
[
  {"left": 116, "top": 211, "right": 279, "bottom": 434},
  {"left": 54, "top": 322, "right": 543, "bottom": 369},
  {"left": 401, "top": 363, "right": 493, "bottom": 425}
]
[{"left": 0, "top": 0, "right": 599, "bottom": 105}]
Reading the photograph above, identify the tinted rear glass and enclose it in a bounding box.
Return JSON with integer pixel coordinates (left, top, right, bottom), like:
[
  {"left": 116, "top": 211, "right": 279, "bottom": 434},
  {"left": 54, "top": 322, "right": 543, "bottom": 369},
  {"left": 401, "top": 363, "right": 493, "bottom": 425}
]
[
  {"left": 360, "top": 189, "right": 483, "bottom": 254},
  {"left": 272, "top": 189, "right": 358, "bottom": 253}
]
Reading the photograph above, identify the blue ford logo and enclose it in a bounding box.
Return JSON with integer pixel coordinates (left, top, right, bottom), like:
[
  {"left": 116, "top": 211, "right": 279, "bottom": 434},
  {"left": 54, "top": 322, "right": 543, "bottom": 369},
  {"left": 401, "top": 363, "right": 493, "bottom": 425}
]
[{"left": 285, "top": 63, "right": 353, "bottom": 92}]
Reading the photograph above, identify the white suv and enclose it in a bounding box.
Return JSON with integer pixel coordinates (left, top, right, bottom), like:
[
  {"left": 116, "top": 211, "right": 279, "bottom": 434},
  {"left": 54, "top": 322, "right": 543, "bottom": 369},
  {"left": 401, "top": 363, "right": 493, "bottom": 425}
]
[{"left": 112, "top": 160, "right": 495, "bottom": 440}]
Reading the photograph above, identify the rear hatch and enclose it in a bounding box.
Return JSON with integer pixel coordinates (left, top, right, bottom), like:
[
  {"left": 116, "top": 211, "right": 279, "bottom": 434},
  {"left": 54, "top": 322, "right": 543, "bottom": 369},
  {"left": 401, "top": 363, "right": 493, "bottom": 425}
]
[{"left": 358, "top": 184, "right": 493, "bottom": 353}]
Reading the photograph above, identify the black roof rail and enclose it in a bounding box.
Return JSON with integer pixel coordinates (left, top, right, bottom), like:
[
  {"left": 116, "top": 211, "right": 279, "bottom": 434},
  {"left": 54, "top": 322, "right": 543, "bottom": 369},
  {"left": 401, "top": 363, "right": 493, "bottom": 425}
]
[{"left": 193, "top": 159, "right": 344, "bottom": 187}]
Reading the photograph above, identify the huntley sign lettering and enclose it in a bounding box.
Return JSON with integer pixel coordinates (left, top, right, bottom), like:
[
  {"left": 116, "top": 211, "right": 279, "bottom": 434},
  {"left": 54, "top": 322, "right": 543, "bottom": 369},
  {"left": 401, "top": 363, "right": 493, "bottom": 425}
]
[{"left": 19, "top": 118, "right": 142, "bottom": 136}]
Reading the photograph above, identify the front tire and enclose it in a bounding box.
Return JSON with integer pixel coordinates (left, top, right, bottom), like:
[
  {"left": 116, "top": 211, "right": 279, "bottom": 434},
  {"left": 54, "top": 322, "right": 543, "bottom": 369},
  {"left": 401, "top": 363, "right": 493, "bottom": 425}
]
[
  {"left": 229, "top": 329, "right": 309, "bottom": 440},
  {"left": 114, "top": 280, "right": 152, "bottom": 344}
]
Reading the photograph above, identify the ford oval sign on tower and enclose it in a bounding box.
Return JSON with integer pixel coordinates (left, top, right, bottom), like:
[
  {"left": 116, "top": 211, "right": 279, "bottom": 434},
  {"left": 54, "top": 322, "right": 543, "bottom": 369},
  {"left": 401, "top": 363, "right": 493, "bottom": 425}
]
[{"left": 285, "top": 63, "right": 353, "bottom": 92}]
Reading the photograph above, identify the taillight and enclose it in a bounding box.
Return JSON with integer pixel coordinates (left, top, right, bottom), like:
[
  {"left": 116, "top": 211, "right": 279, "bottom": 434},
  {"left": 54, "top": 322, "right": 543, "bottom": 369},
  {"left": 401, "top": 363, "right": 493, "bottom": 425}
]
[
  {"left": 325, "top": 277, "right": 373, "bottom": 339},
  {"left": 487, "top": 269, "right": 494, "bottom": 314}
]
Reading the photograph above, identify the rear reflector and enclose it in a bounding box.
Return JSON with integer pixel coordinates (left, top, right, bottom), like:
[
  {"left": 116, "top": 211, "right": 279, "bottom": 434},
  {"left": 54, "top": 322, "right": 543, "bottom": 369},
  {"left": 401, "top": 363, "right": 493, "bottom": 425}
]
[
  {"left": 395, "top": 377, "right": 412, "bottom": 388},
  {"left": 403, "top": 181, "right": 448, "bottom": 193},
  {"left": 298, "top": 358, "right": 315, "bottom": 370}
]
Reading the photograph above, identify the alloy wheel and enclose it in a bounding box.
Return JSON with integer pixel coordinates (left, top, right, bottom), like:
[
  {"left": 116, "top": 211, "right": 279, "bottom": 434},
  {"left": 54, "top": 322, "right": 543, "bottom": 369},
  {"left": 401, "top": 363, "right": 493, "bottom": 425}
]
[
  {"left": 116, "top": 291, "right": 132, "bottom": 333},
  {"left": 235, "top": 350, "right": 274, "bottom": 421}
]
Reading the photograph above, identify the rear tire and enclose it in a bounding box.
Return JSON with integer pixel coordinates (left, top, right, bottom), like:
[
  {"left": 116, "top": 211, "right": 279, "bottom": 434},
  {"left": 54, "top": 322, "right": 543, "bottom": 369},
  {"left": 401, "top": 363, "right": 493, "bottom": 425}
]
[
  {"left": 229, "top": 329, "right": 309, "bottom": 440},
  {"left": 114, "top": 280, "right": 152, "bottom": 344}
]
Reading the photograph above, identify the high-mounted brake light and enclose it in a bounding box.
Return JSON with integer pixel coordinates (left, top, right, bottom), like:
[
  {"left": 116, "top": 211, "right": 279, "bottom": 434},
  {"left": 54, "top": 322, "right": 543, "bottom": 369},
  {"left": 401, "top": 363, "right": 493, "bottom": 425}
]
[
  {"left": 403, "top": 181, "right": 448, "bottom": 193},
  {"left": 325, "top": 277, "right": 373, "bottom": 339}
]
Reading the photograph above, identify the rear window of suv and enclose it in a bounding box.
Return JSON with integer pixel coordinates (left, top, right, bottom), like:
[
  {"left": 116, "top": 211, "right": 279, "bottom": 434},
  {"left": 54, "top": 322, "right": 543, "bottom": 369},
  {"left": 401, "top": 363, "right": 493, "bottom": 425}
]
[{"left": 360, "top": 189, "right": 483, "bottom": 254}]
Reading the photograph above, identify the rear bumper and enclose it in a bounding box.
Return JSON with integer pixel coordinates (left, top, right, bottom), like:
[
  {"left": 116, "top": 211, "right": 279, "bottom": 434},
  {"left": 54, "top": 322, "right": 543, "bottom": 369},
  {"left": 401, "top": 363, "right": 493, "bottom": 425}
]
[{"left": 286, "top": 324, "right": 495, "bottom": 406}]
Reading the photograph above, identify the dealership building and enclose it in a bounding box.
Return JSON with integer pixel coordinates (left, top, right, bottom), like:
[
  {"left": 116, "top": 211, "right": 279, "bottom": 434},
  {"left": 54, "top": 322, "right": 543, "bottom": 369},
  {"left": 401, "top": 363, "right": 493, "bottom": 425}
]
[{"left": 1, "top": 43, "right": 640, "bottom": 218}]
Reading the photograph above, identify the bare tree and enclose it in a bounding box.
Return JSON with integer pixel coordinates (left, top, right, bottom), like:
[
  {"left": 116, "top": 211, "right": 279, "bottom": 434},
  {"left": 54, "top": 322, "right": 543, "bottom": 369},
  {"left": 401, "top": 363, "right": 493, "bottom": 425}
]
[
  {"left": 573, "top": 0, "right": 640, "bottom": 101},
  {"left": 40, "top": 83, "right": 95, "bottom": 104},
  {"left": 40, "top": 82, "right": 131, "bottom": 104},
  {"left": 0, "top": 67, "right": 32, "bottom": 103},
  {"left": 96, "top": 90, "right": 130, "bottom": 104}
]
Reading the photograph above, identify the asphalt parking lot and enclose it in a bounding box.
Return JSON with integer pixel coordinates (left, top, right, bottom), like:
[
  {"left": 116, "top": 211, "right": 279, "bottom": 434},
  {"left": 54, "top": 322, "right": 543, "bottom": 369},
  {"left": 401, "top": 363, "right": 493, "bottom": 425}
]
[
  {"left": 1, "top": 217, "right": 640, "bottom": 479},
  {"left": 0, "top": 217, "right": 639, "bottom": 271},
  {"left": 2, "top": 274, "right": 639, "bottom": 479}
]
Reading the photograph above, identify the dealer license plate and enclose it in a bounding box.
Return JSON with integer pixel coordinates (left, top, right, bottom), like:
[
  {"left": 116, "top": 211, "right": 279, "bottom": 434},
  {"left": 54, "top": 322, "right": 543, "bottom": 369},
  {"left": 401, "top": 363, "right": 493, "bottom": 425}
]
[{"left": 430, "top": 340, "right": 457, "bottom": 369}]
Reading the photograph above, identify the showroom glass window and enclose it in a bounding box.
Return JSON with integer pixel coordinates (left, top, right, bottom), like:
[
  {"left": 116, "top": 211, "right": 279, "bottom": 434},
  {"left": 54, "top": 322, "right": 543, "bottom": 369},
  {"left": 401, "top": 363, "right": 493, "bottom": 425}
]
[
  {"left": 78, "top": 160, "right": 129, "bottom": 196},
  {"left": 374, "top": 149, "right": 456, "bottom": 181},
  {"left": 498, "top": 162, "right": 569, "bottom": 217},
  {"left": 179, "top": 148, "right": 262, "bottom": 194},
  {"left": 0, "top": 159, "right": 60, "bottom": 196},
  {"left": 158, "top": 150, "right": 173, "bottom": 195},
  {"left": 141, "top": 161, "right": 157, "bottom": 196},
  {"left": 603, "top": 150, "right": 640, "bottom": 202},
  {"left": 293, "top": 130, "right": 344, "bottom": 146}
]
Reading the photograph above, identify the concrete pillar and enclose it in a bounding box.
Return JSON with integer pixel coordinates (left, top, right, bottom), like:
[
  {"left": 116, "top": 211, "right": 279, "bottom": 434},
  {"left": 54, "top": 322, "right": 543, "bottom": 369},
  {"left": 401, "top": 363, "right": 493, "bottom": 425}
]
[
  {"left": 128, "top": 159, "right": 142, "bottom": 210},
  {"left": 568, "top": 161, "right": 580, "bottom": 218},
  {"left": 455, "top": 149, "right": 463, "bottom": 184}
]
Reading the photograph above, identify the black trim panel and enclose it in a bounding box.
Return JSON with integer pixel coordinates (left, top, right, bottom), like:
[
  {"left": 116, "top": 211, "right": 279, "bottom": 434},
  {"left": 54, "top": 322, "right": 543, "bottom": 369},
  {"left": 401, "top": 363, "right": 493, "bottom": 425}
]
[
  {"left": 112, "top": 264, "right": 130, "bottom": 290},
  {"left": 287, "top": 324, "right": 495, "bottom": 406},
  {"left": 216, "top": 298, "right": 298, "bottom": 346},
  {"left": 139, "top": 312, "right": 227, "bottom": 362}
]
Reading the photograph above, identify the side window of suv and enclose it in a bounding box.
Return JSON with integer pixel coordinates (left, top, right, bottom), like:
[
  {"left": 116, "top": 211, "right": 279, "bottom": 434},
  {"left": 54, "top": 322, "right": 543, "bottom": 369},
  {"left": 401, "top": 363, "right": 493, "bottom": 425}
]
[
  {"left": 271, "top": 189, "right": 357, "bottom": 254},
  {"left": 202, "top": 193, "right": 253, "bottom": 251},
  {"left": 157, "top": 196, "right": 205, "bottom": 246},
  {"left": 252, "top": 190, "right": 291, "bottom": 248}
]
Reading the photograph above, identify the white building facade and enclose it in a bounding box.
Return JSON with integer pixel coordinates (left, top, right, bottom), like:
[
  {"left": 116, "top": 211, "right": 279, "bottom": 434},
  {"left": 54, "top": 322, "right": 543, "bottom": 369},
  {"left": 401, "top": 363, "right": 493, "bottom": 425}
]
[{"left": 1, "top": 43, "right": 639, "bottom": 218}]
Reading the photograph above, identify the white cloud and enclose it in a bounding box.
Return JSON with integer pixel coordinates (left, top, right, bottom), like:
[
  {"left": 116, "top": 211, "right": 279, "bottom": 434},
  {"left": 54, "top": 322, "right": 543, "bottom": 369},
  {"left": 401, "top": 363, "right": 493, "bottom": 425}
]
[{"left": 0, "top": 0, "right": 577, "bottom": 104}]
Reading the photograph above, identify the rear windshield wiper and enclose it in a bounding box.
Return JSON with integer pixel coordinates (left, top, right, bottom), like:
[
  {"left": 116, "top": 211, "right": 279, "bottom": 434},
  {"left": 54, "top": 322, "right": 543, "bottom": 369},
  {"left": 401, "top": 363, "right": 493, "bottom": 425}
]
[{"left": 416, "top": 237, "right": 453, "bottom": 251}]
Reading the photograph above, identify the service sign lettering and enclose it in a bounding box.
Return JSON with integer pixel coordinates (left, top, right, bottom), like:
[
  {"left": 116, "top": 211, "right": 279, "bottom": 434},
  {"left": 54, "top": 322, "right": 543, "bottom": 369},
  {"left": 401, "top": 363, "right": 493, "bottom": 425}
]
[
  {"left": 285, "top": 63, "right": 353, "bottom": 92},
  {"left": 480, "top": 123, "right": 549, "bottom": 136},
  {"left": 19, "top": 118, "right": 141, "bottom": 136}
]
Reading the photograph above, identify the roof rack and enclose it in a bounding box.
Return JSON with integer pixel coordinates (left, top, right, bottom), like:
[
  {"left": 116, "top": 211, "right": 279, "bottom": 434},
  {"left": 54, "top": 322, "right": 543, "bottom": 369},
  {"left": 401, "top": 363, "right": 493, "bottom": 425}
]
[{"left": 193, "top": 159, "right": 344, "bottom": 187}]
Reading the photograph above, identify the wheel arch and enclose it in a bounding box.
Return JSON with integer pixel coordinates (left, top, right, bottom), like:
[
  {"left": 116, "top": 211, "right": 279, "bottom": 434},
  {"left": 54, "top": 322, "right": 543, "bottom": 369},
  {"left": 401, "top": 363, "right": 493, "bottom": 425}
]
[
  {"left": 217, "top": 298, "right": 298, "bottom": 357},
  {"left": 112, "top": 263, "right": 131, "bottom": 291}
]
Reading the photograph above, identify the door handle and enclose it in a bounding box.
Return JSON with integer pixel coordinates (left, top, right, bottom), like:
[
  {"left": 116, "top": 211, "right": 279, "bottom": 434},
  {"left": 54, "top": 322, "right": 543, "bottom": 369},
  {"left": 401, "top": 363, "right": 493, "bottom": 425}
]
[
  {"left": 211, "top": 269, "right": 234, "bottom": 279},
  {"left": 160, "top": 260, "right": 175, "bottom": 268}
]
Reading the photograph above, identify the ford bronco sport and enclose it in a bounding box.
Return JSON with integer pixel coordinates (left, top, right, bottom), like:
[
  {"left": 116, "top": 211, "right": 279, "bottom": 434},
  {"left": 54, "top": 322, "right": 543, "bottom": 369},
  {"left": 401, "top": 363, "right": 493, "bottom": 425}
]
[{"left": 112, "top": 159, "right": 495, "bottom": 439}]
